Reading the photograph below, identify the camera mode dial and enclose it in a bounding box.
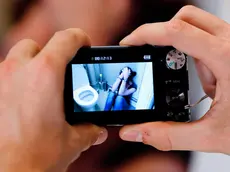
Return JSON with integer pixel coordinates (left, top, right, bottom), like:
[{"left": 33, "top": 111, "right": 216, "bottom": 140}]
[{"left": 166, "top": 49, "right": 186, "bottom": 70}]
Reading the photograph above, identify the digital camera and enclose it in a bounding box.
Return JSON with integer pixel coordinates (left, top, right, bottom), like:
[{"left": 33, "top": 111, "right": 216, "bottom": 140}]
[{"left": 64, "top": 45, "right": 190, "bottom": 125}]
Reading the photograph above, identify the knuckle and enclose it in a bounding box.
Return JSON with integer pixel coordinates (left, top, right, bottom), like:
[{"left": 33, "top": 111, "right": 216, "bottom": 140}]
[
  {"left": 138, "top": 23, "right": 151, "bottom": 31},
  {"left": 39, "top": 55, "right": 53, "bottom": 69},
  {"left": 222, "top": 25, "right": 230, "bottom": 39},
  {"left": 135, "top": 23, "right": 152, "bottom": 35},
  {"left": 28, "top": 62, "right": 56, "bottom": 94},
  {"left": 68, "top": 130, "right": 87, "bottom": 152},
  {"left": 8, "top": 39, "right": 40, "bottom": 56},
  {"left": 36, "top": 54, "right": 56, "bottom": 77},
  {"left": 19, "top": 39, "right": 38, "bottom": 46},
  {"left": 53, "top": 30, "right": 71, "bottom": 42},
  {"left": 54, "top": 29, "right": 85, "bottom": 44},
  {"left": 0, "top": 59, "right": 17, "bottom": 75},
  {"left": 65, "top": 30, "right": 80, "bottom": 43},
  {"left": 71, "top": 130, "right": 81, "bottom": 145},
  {"left": 15, "top": 39, "right": 39, "bottom": 50},
  {"left": 207, "top": 40, "right": 230, "bottom": 74},
  {"left": 142, "top": 123, "right": 173, "bottom": 151},
  {"left": 66, "top": 28, "right": 86, "bottom": 36},
  {"left": 53, "top": 30, "right": 67, "bottom": 41},
  {"left": 166, "top": 19, "right": 187, "bottom": 34},
  {"left": 214, "top": 41, "right": 230, "bottom": 75},
  {"left": 178, "top": 5, "right": 196, "bottom": 16},
  {"left": 219, "top": 41, "right": 230, "bottom": 58}
]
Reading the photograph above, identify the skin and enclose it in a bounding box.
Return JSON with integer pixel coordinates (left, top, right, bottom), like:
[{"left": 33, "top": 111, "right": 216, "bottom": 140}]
[
  {"left": 111, "top": 67, "right": 136, "bottom": 96},
  {"left": 0, "top": 29, "right": 108, "bottom": 172},
  {"left": 120, "top": 5, "right": 230, "bottom": 155}
]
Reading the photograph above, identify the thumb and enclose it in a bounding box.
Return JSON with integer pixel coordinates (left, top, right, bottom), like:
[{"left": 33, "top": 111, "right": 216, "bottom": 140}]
[
  {"left": 119, "top": 120, "right": 214, "bottom": 152},
  {"left": 68, "top": 124, "right": 108, "bottom": 153},
  {"left": 194, "top": 59, "right": 216, "bottom": 99}
]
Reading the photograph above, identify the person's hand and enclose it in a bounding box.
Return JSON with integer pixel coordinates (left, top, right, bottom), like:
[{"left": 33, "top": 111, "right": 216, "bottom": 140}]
[
  {"left": 119, "top": 5, "right": 230, "bottom": 154},
  {"left": 0, "top": 28, "right": 107, "bottom": 172},
  {"left": 119, "top": 71, "right": 124, "bottom": 79},
  {"left": 123, "top": 67, "right": 131, "bottom": 80}
]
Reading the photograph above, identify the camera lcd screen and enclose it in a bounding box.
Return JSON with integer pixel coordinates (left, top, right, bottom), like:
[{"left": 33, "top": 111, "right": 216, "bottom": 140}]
[{"left": 71, "top": 61, "right": 154, "bottom": 112}]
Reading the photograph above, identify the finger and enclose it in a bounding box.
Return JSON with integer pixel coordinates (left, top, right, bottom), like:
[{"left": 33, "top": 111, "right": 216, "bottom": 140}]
[
  {"left": 69, "top": 124, "right": 108, "bottom": 153},
  {"left": 35, "top": 28, "right": 90, "bottom": 73},
  {"left": 173, "top": 5, "right": 230, "bottom": 39},
  {"left": 120, "top": 120, "right": 215, "bottom": 152},
  {"left": 6, "top": 39, "right": 40, "bottom": 65},
  {"left": 194, "top": 59, "right": 216, "bottom": 98},
  {"left": 120, "top": 20, "right": 229, "bottom": 79},
  {"left": 173, "top": 6, "right": 229, "bottom": 98}
]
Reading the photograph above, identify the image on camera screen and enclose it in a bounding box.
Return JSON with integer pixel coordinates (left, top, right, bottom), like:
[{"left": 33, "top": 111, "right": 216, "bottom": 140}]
[{"left": 72, "top": 62, "right": 154, "bottom": 112}]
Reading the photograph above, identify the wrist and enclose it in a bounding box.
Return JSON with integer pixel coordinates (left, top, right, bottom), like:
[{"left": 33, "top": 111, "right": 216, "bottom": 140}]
[
  {"left": 118, "top": 76, "right": 123, "bottom": 80},
  {"left": 123, "top": 77, "right": 128, "bottom": 81}
]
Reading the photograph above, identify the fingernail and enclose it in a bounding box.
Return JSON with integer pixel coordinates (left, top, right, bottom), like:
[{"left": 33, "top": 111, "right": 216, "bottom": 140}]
[
  {"left": 120, "top": 35, "right": 135, "bottom": 45},
  {"left": 121, "top": 130, "right": 143, "bottom": 142},
  {"left": 93, "top": 129, "right": 107, "bottom": 145}
]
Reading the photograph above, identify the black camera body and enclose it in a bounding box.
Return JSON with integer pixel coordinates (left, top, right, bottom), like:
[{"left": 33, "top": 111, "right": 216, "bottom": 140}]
[{"left": 64, "top": 45, "right": 190, "bottom": 125}]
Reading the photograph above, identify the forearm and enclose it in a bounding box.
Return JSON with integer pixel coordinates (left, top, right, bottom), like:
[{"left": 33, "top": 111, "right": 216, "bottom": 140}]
[
  {"left": 118, "top": 80, "right": 127, "bottom": 95},
  {"left": 111, "top": 77, "right": 122, "bottom": 92}
]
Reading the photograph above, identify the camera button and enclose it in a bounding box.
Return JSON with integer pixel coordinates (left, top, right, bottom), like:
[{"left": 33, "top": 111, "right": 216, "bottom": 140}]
[{"left": 167, "top": 111, "right": 174, "bottom": 117}]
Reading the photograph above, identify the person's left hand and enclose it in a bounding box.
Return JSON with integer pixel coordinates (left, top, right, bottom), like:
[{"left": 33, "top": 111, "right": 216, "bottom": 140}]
[
  {"left": 0, "top": 28, "right": 107, "bottom": 172},
  {"left": 123, "top": 67, "right": 131, "bottom": 80}
]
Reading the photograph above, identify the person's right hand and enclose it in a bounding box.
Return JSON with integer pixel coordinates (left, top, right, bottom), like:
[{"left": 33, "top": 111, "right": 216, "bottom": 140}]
[
  {"left": 119, "top": 5, "right": 230, "bottom": 155},
  {"left": 0, "top": 28, "right": 107, "bottom": 172}
]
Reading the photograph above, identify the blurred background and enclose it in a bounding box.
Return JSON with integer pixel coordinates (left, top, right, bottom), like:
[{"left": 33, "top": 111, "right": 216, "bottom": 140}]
[{"left": 0, "top": 0, "right": 229, "bottom": 172}]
